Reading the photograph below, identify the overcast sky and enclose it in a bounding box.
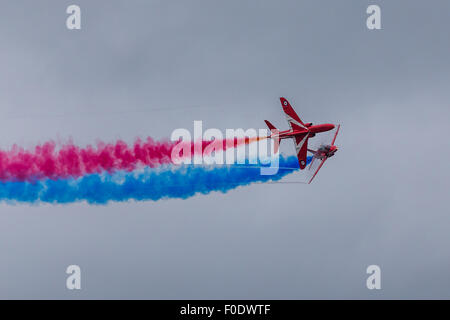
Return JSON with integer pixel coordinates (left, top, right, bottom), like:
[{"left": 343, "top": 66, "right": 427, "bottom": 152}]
[{"left": 0, "top": 0, "right": 449, "bottom": 299}]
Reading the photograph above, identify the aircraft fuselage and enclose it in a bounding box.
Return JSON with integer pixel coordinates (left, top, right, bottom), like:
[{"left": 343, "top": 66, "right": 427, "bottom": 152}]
[
  {"left": 276, "top": 123, "right": 335, "bottom": 140},
  {"left": 316, "top": 144, "right": 338, "bottom": 159}
]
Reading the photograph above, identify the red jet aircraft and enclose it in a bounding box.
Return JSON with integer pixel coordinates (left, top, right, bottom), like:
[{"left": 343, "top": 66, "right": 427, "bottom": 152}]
[
  {"left": 264, "top": 97, "right": 335, "bottom": 170},
  {"left": 307, "top": 124, "right": 340, "bottom": 184}
]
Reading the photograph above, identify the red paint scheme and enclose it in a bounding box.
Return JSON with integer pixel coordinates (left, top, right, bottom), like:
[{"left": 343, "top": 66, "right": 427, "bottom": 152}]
[
  {"left": 309, "top": 123, "right": 335, "bottom": 134},
  {"left": 264, "top": 97, "right": 336, "bottom": 170},
  {"left": 307, "top": 124, "right": 340, "bottom": 184}
]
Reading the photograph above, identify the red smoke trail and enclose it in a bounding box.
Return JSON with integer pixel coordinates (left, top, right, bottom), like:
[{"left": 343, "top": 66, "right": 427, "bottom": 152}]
[
  {"left": 0, "top": 136, "right": 265, "bottom": 182},
  {"left": 171, "top": 135, "right": 267, "bottom": 162},
  {"left": 0, "top": 138, "right": 173, "bottom": 181}
]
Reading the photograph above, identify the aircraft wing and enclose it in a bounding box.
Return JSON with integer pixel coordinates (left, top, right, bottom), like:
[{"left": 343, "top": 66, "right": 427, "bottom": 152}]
[
  {"left": 308, "top": 157, "right": 327, "bottom": 184},
  {"left": 308, "top": 154, "right": 317, "bottom": 169},
  {"left": 293, "top": 133, "right": 309, "bottom": 169},
  {"left": 331, "top": 124, "right": 341, "bottom": 145},
  {"left": 280, "top": 97, "right": 308, "bottom": 132}
]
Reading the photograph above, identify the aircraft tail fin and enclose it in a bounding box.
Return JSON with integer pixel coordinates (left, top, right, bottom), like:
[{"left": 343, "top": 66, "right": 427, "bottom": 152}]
[
  {"left": 264, "top": 120, "right": 280, "bottom": 153},
  {"left": 264, "top": 120, "right": 277, "bottom": 131}
]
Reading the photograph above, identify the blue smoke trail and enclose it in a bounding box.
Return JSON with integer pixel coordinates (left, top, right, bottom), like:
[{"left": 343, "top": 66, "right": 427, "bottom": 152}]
[{"left": 0, "top": 155, "right": 311, "bottom": 204}]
